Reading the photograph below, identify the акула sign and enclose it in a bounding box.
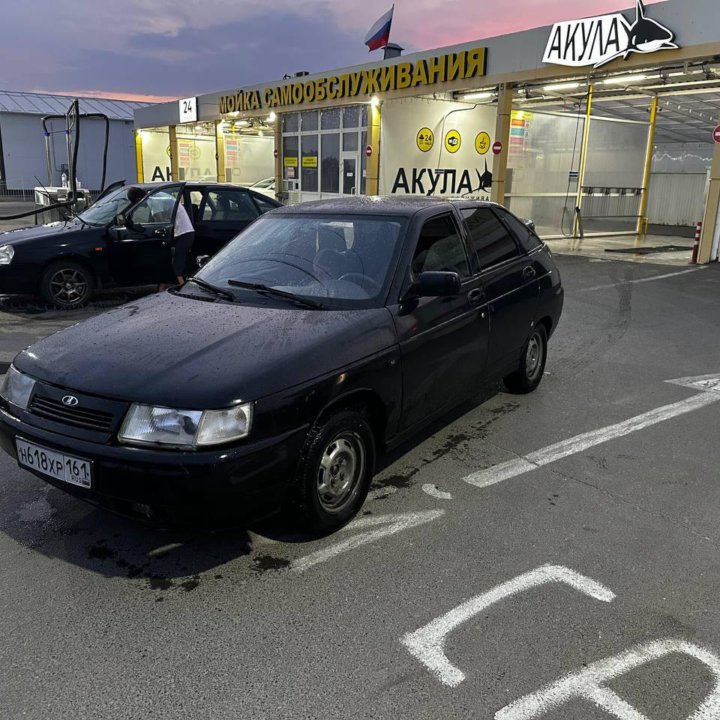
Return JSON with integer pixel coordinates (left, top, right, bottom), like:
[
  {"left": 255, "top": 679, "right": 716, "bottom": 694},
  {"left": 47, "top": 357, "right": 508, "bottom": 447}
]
[
  {"left": 218, "top": 48, "right": 486, "bottom": 114},
  {"left": 543, "top": 0, "right": 678, "bottom": 69}
]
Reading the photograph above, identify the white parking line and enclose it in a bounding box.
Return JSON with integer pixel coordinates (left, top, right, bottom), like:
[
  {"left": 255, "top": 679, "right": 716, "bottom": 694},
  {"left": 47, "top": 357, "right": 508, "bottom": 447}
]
[
  {"left": 422, "top": 484, "right": 453, "bottom": 501},
  {"left": 291, "top": 510, "right": 444, "bottom": 573},
  {"left": 465, "top": 375, "right": 720, "bottom": 489},
  {"left": 496, "top": 640, "right": 720, "bottom": 720},
  {"left": 584, "top": 267, "right": 704, "bottom": 291},
  {"left": 401, "top": 565, "right": 615, "bottom": 688}
]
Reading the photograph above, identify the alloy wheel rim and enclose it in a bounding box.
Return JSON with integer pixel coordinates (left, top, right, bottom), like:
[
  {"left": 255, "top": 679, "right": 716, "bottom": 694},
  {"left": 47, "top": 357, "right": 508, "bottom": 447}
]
[
  {"left": 526, "top": 333, "right": 543, "bottom": 382},
  {"left": 49, "top": 269, "right": 88, "bottom": 305},
  {"left": 317, "top": 432, "right": 365, "bottom": 512}
]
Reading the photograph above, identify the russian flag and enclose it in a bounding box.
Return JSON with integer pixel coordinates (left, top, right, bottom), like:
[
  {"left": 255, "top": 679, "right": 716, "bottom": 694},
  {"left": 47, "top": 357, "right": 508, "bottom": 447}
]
[{"left": 364, "top": 6, "right": 394, "bottom": 52}]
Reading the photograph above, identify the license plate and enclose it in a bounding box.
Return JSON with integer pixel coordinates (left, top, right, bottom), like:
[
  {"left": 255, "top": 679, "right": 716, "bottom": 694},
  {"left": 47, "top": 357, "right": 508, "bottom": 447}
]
[{"left": 16, "top": 438, "right": 93, "bottom": 489}]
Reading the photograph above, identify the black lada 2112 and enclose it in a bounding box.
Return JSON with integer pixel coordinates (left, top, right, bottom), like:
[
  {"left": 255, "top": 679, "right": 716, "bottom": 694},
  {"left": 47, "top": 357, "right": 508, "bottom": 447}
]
[{"left": 0, "top": 197, "right": 563, "bottom": 532}]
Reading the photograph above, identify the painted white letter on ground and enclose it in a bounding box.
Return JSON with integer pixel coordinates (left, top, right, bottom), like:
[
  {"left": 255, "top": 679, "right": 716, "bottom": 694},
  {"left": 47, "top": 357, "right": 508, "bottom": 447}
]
[
  {"left": 496, "top": 640, "right": 720, "bottom": 720},
  {"left": 401, "top": 565, "right": 615, "bottom": 687}
]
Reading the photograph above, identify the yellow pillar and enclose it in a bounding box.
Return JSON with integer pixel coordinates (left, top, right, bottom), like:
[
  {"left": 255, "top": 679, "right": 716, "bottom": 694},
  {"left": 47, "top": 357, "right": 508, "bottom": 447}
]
[
  {"left": 366, "top": 102, "right": 381, "bottom": 196},
  {"left": 168, "top": 126, "right": 179, "bottom": 182},
  {"left": 573, "top": 85, "right": 594, "bottom": 238},
  {"left": 491, "top": 83, "right": 513, "bottom": 205},
  {"left": 135, "top": 131, "right": 144, "bottom": 183},
  {"left": 698, "top": 130, "right": 720, "bottom": 263},
  {"left": 636, "top": 96, "right": 659, "bottom": 237},
  {"left": 215, "top": 121, "right": 226, "bottom": 183},
  {"left": 274, "top": 115, "right": 283, "bottom": 200}
]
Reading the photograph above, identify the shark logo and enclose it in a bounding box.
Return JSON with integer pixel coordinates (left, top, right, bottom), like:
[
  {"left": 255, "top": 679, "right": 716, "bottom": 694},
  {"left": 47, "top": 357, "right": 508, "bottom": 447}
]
[
  {"left": 476, "top": 161, "right": 493, "bottom": 193},
  {"left": 543, "top": 1, "right": 679, "bottom": 69},
  {"left": 625, "top": 0, "right": 678, "bottom": 57}
]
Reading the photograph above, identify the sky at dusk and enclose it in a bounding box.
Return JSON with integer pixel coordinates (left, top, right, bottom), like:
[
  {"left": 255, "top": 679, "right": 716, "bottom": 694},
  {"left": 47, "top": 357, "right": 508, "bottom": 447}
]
[{"left": 0, "top": 0, "right": 664, "bottom": 103}]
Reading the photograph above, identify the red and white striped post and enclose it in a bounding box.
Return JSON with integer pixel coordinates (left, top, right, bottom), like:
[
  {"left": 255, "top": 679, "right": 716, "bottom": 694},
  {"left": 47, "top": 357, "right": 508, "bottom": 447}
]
[{"left": 690, "top": 221, "right": 702, "bottom": 265}]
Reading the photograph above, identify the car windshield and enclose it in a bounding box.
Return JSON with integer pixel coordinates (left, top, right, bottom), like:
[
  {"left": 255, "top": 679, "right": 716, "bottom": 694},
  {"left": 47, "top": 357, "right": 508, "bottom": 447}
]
[
  {"left": 252, "top": 178, "right": 274, "bottom": 189},
  {"left": 194, "top": 214, "right": 406, "bottom": 308},
  {"left": 77, "top": 186, "right": 137, "bottom": 226}
]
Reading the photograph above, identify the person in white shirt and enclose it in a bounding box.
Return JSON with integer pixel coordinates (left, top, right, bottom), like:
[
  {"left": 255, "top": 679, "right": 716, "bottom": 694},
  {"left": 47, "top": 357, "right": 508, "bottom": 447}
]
[{"left": 170, "top": 201, "right": 195, "bottom": 286}]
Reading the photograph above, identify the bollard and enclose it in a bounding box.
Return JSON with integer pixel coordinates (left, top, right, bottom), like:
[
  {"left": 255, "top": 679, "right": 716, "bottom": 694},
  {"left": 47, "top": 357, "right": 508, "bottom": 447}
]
[{"left": 690, "top": 221, "right": 702, "bottom": 265}]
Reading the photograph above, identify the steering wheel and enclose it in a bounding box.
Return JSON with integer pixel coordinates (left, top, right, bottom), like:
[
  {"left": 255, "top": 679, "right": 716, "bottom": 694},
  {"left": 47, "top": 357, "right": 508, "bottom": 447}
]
[{"left": 338, "top": 273, "right": 381, "bottom": 293}]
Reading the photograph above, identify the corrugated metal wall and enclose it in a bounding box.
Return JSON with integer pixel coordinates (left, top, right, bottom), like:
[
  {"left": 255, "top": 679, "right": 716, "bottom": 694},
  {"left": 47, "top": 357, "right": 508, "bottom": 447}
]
[
  {"left": 0, "top": 112, "right": 137, "bottom": 192},
  {"left": 647, "top": 173, "right": 708, "bottom": 227}
]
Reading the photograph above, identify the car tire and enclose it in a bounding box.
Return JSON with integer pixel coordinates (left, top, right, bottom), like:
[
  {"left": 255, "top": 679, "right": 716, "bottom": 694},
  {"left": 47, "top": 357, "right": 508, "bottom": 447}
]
[
  {"left": 40, "top": 261, "right": 95, "bottom": 308},
  {"left": 291, "top": 407, "right": 376, "bottom": 534},
  {"left": 504, "top": 323, "right": 548, "bottom": 394}
]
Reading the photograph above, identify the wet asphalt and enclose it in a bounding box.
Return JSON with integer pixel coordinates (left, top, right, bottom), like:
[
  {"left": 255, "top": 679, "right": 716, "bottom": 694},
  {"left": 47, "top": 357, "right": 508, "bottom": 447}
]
[{"left": 1, "top": 255, "right": 720, "bottom": 719}]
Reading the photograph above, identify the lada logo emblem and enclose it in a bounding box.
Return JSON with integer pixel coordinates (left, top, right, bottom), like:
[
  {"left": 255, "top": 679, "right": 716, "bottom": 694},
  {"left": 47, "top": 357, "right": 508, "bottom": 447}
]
[{"left": 62, "top": 395, "right": 79, "bottom": 407}]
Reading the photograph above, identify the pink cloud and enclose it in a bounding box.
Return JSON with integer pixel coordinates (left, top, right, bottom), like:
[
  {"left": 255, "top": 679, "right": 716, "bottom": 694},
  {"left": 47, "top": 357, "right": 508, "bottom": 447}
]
[
  {"left": 396, "top": 0, "right": 665, "bottom": 50},
  {"left": 32, "top": 88, "right": 178, "bottom": 104}
]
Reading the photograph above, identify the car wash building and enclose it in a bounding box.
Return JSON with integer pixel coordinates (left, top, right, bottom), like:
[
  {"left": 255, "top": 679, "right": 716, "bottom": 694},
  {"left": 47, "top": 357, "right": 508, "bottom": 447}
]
[{"left": 134, "top": 0, "right": 720, "bottom": 263}]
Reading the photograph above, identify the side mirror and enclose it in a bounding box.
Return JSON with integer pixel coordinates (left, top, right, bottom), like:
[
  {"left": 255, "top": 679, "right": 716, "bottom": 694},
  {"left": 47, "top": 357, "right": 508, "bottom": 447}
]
[
  {"left": 115, "top": 213, "right": 127, "bottom": 228},
  {"left": 406, "top": 271, "right": 461, "bottom": 300},
  {"left": 196, "top": 255, "right": 210, "bottom": 269},
  {"left": 524, "top": 218, "right": 536, "bottom": 233}
]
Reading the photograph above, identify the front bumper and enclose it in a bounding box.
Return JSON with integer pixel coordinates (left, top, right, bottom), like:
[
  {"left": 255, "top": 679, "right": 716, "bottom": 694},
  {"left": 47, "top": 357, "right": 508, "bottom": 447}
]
[
  {"left": 0, "top": 407, "right": 308, "bottom": 525},
  {"left": 0, "top": 264, "right": 37, "bottom": 295}
]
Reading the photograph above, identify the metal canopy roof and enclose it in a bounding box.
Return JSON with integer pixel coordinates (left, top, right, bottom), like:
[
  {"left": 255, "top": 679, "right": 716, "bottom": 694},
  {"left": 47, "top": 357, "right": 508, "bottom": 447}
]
[
  {"left": 510, "top": 64, "right": 720, "bottom": 145},
  {"left": 0, "top": 90, "right": 150, "bottom": 121}
]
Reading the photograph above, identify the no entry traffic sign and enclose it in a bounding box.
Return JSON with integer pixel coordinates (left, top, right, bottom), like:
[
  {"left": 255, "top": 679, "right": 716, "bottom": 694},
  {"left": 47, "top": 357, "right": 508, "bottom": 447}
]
[
  {"left": 492, "top": 141, "right": 503, "bottom": 155},
  {"left": 714, "top": 126, "right": 720, "bottom": 144},
  {"left": 365, "top": 145, "right": 373, "bottom": 157}
]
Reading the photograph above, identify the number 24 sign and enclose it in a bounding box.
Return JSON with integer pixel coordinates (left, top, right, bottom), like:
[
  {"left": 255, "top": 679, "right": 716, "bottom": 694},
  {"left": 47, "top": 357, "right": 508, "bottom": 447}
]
[{"left": 179, "top": 97, "right": 198, "bottom": 124}]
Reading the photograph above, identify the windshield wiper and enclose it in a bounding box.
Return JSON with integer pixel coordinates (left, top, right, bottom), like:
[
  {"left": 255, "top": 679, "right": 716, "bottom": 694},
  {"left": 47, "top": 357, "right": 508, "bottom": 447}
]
[
  {"left": 228, "top": 280, "right": 325, "bottom": 310},
  {"left": 186, "top": 277, "right": 236, "bottom": 302}
]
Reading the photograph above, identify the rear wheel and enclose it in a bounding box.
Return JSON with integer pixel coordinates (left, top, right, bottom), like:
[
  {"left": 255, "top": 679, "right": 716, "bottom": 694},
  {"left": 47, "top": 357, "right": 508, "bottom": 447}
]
[
  {"left": 290, "top": 408, "right": 376, "bottom": 533},
  {"left": 504, "top": 324, "right": 548, "bottom": 394},
  {"left": 40, "top": 261, "right": 94, "bottom": 308}
]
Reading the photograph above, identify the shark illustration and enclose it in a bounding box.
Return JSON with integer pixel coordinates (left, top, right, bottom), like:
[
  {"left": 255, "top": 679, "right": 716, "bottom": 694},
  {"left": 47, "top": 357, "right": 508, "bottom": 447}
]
[
  {"left": 476, "top": 160, "right": 493, "bottom": 193},
  {"left": 628, "top": 0, "right": 677, "bottom": 55},
  {"left": 597, "top": 0, "right": 678, "bottom": 66}
]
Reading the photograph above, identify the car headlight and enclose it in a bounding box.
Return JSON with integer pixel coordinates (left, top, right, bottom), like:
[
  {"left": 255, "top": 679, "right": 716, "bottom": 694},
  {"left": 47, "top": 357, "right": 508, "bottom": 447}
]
[
  {"left": 0, "top": 244, "right": 14, "bottom": 266},
  {"left": 0, "top": 365, "right": 36, "bottom": 410},
  {"left": 118, "top": 402, "right": 253, "bottom": 448}
]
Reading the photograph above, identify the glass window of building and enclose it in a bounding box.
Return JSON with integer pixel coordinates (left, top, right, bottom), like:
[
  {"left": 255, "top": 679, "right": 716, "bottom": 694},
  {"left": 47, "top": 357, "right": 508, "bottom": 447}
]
[
  {"left": 321, "top": 134, "right": 340, "bottom": 194},
  {"left": 176, "top": 123, "right": 218, "bottom": 182},
  {"left": 301, "top": 135, "right": 319, "bottom": 192}
]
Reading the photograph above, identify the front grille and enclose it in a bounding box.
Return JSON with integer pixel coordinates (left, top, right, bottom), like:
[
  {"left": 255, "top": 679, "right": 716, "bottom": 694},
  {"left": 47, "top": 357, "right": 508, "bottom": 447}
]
[{"left": 29, "top": 395, "right": 116, "bottom": 433}]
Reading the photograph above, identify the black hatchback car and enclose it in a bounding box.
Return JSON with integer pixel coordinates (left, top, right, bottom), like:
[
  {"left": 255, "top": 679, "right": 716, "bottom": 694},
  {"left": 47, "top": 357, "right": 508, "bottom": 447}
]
[
  {"left": 0, "top": 181, "right": 281, "bottom": 307},
  {"left": 0, "top": 197, "right": 563, "bottom": 531}
]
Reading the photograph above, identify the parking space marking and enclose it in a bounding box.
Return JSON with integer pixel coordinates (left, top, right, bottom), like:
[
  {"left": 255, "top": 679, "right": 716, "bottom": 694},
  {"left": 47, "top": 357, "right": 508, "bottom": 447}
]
[
  {"left": 583, "top": 267, "right": 705, "bottom": 292},
  {"left": 422, "top": 484, "right": 453, "bottom": 501},
  {"left": 465, "top": 374, "right": 720, "bottom": 489},
  {"left": 496, "top": 640, "right": 720, "bottom": 720},
  {"left": 401, "top": 565, "right": 615, "bottom": 688},
  {"left": 291, "top": 510, "right": 445, "bottom": 573}
]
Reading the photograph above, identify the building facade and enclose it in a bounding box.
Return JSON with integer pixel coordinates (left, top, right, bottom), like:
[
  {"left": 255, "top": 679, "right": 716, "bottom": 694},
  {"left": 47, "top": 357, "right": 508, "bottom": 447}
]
[{"left": 134, "top": 0, "right": 720, "bottom": 262}]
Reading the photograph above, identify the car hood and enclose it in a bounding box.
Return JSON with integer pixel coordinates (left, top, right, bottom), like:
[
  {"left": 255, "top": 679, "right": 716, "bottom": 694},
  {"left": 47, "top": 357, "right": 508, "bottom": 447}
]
[
  {"left": 0, "top": 219, "right": 90, "bottom": 245},
  {"left": 14, "top": 292, "right": 397, "bottom": 408}
]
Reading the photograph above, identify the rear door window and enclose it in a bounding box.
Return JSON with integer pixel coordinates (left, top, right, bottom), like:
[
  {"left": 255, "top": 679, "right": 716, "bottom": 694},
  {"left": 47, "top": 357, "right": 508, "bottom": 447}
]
[
  {"left": 412, "top": 214, "right": 470, "bottom": 278},
  {"left": 496, "top": 208, "right": 543, "bottom": 253},
  {"left": 200, "top": 189, "right": 259, "bottom": 223},
  {"left": 461, "top": 207, "right": 520, "bottom": 269}
]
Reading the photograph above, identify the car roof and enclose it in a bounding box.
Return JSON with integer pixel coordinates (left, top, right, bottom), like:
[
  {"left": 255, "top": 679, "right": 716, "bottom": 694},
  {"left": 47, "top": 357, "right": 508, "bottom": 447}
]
[{"left": 271, "top": 196, "right": 501, "bottom": 217}]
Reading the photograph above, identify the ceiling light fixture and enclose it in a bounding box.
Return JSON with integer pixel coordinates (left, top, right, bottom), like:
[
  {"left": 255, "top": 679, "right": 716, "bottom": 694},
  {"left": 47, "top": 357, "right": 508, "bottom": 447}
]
[
  {"left": 463, "top": 91, "right": 494, "bottom": 101},
  {"left": 602, "top": 74, "right": 648, "bottom": 86},
  {"left": 543, "top": 82, "right": 581, "bottom": 92}
]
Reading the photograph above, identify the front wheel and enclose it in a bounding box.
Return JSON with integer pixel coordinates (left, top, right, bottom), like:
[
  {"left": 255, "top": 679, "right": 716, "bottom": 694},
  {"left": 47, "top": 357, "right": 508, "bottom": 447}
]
[
  {"left": 290, "top": 408, "right": 376, "bottom": 533},
  {"left": 504, "top": 324, "right": 548, "bottom": 394},
  {"left": 40, "top": 261, "right": 94, "bottom": 308}
]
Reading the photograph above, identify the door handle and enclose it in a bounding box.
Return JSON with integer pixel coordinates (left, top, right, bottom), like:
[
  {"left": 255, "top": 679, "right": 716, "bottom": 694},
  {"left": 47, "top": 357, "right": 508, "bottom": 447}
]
[
  {"left": 154, "top": 228, "right": 167, "bottom": 238},
  {"left": 522, "top": 266, "right": 537, "bottom": 281},
  {"left": 467, "top": 288, "right": 485, "bottom": 306}
]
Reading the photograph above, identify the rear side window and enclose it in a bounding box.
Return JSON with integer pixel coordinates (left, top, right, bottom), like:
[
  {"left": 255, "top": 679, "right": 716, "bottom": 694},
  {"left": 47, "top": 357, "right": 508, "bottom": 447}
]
[
  {"left": 496, "top": 209, "right": 543, "bottom": 253},
  {"left": 201, "top": 190, "right": 259, "bottom": 222},
  {"left": 412, "top": 214, "right": 470, "bottom": 278},
  {"left": 461, "top": 207, "right": 519, "bottom": 269},
  {"left": 253, "top": 195, "right": 278, "bottom": 214}
]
